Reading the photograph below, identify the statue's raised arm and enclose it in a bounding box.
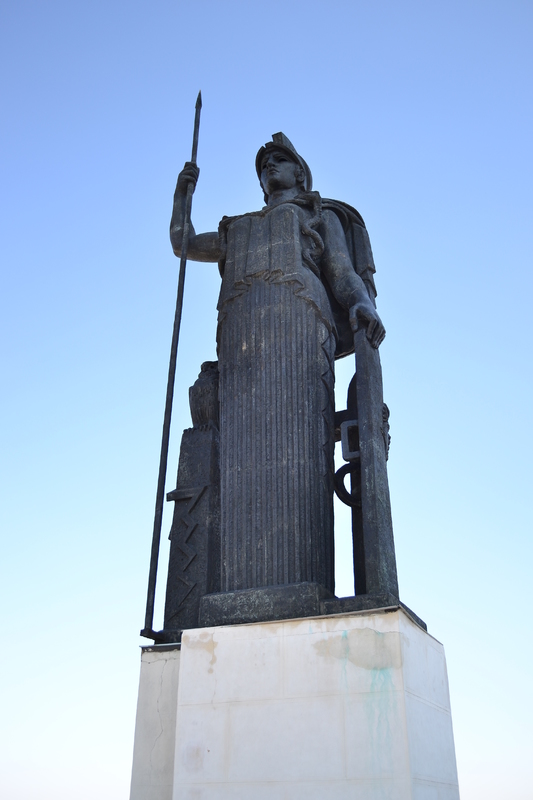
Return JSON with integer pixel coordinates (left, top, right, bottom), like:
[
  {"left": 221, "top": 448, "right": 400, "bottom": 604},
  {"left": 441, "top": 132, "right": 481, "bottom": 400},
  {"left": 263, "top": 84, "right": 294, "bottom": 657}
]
[{"left": 170, "top": 162, "right": 221, "bottom": 263}]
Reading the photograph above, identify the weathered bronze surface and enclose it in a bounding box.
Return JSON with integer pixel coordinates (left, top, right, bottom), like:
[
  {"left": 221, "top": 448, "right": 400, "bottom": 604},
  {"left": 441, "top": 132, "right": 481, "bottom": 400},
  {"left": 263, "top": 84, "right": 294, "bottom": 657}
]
[{"left": 154, "top": 132, "right": 413, "bottom": 642}]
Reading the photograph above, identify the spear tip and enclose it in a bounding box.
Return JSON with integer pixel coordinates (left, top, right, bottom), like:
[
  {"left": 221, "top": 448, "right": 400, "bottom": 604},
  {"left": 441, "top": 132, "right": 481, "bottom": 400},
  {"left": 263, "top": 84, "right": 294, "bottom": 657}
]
[{"left": 196, "top": 90, "right": 202, "bottom": 109}]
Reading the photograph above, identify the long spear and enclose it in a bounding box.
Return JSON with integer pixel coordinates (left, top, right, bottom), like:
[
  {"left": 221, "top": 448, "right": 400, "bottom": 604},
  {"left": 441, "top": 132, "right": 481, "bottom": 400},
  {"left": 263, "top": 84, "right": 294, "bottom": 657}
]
[{"left": 141, "top": 91, "right": 202, "bottom": 639}]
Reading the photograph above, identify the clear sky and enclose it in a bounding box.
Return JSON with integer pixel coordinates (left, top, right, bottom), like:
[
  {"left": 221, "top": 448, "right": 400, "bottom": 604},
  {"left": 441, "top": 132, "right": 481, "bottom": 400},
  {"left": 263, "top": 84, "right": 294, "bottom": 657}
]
[{"left": 1, "top": 1, "right": 532, "bottom": 798}]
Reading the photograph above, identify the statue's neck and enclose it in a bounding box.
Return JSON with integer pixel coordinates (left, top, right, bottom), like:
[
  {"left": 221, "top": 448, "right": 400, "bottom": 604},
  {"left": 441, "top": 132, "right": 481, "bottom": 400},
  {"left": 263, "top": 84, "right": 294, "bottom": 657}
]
[{"left": 266, "top": 187, "right": 300, "bottom": 207}]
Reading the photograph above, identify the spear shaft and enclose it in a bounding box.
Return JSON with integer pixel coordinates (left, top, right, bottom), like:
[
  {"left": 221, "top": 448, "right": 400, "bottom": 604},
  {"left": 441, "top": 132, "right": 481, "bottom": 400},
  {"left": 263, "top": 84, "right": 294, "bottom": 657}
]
[{"left": 142, "top": 91, "right": 202, "bottom": 639}]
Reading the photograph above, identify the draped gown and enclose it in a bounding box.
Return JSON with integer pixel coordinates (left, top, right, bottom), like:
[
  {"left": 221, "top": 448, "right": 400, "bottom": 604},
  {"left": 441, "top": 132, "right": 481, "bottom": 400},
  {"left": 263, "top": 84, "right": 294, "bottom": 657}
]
[{"left": 217, "top": 199, "right": 342, "bottom": 594}]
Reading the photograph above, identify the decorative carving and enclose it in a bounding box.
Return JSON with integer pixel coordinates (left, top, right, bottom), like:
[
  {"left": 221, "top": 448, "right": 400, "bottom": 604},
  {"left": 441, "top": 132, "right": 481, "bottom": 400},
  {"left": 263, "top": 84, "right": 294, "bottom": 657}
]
[
  {"left": 166, "top": 485, "right": 207, "bottom": 608},
  {"left": 163, "top": 365, "right": 221, "bottom": 634}
]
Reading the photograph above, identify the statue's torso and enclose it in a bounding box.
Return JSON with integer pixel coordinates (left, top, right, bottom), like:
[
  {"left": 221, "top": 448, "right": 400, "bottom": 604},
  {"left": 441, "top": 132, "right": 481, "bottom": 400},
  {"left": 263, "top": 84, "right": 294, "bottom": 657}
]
[
  {"left": 218, "top": 202, "right": 333, "bottom": 328},
  {"left": 216, "top": 200, "right": 336, "bottom": 593}
]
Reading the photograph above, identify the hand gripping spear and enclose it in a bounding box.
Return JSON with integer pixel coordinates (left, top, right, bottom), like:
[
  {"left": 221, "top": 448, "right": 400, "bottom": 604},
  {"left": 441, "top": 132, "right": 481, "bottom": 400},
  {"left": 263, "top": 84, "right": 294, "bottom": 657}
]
[{"left": 141, "top": 91, "right": 202, "bottom": 640}]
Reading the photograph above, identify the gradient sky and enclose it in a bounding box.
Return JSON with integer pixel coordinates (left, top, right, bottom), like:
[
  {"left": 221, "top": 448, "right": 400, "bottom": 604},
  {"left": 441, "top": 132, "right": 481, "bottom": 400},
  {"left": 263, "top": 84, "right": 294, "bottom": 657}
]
[{"left": 1, "top": 1, "right": 532, "bottom": 798}]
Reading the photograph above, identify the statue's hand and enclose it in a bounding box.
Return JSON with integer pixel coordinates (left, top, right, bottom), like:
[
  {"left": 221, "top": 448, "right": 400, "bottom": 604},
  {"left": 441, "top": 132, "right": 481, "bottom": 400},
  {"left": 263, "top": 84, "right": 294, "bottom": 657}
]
[
  {"left": 175, "top": 161, "right": 200, "bottom": 196},
  {"left": 349, "top": 300, "right": 386, "bottom": 349}
]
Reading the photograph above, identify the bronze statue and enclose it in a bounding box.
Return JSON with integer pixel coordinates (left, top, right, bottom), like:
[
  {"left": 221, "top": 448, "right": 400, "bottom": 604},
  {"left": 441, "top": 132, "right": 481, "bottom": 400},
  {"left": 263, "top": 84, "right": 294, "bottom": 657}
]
[{"left": 160, "top": 132, "right": 404, "bottom": 637}]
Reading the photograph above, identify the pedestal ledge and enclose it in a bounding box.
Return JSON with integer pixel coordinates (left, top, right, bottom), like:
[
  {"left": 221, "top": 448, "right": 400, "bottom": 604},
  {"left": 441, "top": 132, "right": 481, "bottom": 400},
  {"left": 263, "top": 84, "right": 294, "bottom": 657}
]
[
  {"left": 322, "top": 594, "right": 427, "bottom": 630},
  {"left": 199, "top": 583, "right": 426, "bottom": 631}
]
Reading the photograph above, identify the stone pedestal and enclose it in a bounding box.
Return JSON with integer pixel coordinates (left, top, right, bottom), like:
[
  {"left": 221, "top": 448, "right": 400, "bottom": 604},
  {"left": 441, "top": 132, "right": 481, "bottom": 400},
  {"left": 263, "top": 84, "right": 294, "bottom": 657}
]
[
  {"left": 130, "top": 608, "right": 460, "bottom": 800},
  {"left": 130, "top": 645, "right": 181, "bottom": 800}
]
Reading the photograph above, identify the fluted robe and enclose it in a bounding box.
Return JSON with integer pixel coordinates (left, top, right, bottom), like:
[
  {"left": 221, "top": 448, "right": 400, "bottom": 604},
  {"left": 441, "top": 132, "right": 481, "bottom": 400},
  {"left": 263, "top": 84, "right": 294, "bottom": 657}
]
[{"left": 217, "top": 201, "right": 337, "bottom": 593}]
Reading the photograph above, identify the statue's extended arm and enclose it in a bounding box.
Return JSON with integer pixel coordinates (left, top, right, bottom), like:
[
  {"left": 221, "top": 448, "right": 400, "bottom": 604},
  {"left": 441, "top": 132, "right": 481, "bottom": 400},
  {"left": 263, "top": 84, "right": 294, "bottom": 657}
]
[
  {"left": 170, "top": 162, "right": 221, "bottom": 263},
  {"left": 320, "top": 210, "right": 385, "bottom": 349}
]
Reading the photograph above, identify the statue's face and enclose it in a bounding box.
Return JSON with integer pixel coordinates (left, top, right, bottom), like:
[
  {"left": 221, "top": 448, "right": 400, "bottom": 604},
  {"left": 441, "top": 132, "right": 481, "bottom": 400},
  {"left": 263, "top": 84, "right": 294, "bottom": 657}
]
[{"left": 260, "top": 149, "right": 301, "bottom": 196}]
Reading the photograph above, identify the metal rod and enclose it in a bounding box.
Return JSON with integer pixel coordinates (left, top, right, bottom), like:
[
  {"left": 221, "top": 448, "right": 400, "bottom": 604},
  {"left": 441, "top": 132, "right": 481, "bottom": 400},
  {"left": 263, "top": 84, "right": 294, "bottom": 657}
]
[{"left": 142, "top": 91, "right": 202, "bottom": 638}]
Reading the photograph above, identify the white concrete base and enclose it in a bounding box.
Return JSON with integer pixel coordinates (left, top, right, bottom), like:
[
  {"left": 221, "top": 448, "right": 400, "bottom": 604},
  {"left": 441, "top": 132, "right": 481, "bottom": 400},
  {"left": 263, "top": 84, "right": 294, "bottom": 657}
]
[
  {"left": 130, "top": 645, "right": 181, "bottom": 800},
  {"left": 130, "top": 608, "right": 460, "bottom": 800}
]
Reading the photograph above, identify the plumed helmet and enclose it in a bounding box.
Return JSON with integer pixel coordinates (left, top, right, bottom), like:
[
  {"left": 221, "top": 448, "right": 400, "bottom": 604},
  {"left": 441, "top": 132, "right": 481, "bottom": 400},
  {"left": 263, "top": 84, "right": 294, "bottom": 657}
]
[{"left": 255, "top": 132, "right": 313, "bottom": 200}]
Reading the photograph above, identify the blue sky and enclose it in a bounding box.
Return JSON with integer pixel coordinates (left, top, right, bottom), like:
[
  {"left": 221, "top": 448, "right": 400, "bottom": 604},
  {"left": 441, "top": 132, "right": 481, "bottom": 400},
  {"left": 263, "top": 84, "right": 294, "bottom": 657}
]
[{"left": 1, "top": 1, "right": 532, "bottom": 798}]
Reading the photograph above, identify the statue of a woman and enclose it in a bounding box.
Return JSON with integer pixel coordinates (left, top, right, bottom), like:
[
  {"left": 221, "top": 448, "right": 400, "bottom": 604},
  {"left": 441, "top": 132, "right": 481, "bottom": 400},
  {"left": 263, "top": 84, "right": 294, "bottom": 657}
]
[{"left": 170, "top": 133, "right": 385, "bottom": 600}]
